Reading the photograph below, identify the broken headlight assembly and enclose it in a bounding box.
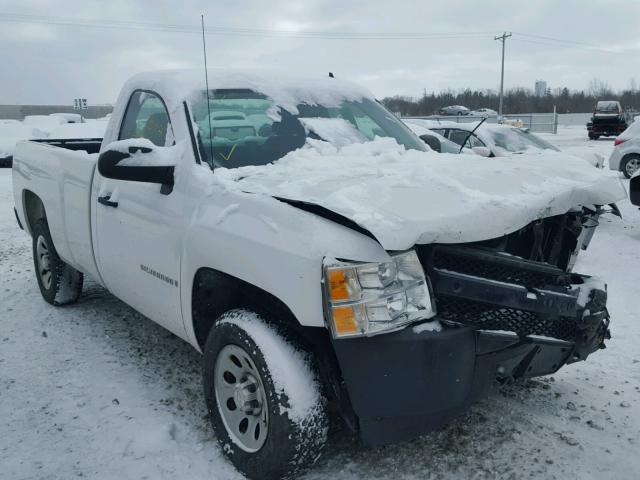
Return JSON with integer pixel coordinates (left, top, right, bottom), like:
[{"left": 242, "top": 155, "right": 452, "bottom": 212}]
[{"left": 324, "top": 250, "right": 436, "bottom": 338}]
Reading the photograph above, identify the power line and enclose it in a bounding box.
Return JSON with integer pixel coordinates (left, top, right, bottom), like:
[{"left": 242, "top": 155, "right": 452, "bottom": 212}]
[
  {"left": 2, "top": 12, "right": 638, "bottom": 57},
  {"left": 514, "top": 32, "right": 616, "bottom": 50},
  {"left": 512, "top": 36, "right": 640, "bottom": 57},
  {"left": 0, "top": 13, "right": 494, "bottom": 39}
]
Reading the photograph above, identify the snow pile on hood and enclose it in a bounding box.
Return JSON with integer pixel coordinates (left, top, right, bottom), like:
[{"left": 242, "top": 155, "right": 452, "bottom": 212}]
[{"left": 210, "top": 137, "right": 627, "bottom": 250}]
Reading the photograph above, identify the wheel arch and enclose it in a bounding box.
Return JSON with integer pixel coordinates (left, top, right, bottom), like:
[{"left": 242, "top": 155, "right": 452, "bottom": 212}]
[
  {"left": 191, "top": 267, "right": 308, "bottom": 350},
  {"left": 620, "top": 152, "right": 640, "bottom": 176},
  {"left": 190, "top": 266, "right": 359, "bottom": 433},
  {"left": 22, "top": 189, "right": 47, "bottom": 235}
]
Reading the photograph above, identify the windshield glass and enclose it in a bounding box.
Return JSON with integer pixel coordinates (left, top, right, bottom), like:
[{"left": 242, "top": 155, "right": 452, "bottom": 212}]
[
  {"left": 191, "top": 89, "right": 426, "bottom": 169},
  {"left": 487, "top": 127, "right": 559, "bottom": 153},
  {"left": 596, "top": 101, "right": 619, "bottom": 113},
  {"left": 439, "top": 136, "right": 465, "bottom": 153}
]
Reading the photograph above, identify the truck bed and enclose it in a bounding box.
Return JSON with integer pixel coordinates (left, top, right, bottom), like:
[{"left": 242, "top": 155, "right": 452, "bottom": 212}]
[
  {"left": 12, "top": 140, "right": 103, "bottom": 282},
  {"left": 31, "top": 137, "right": 102, "bottom": 154}
]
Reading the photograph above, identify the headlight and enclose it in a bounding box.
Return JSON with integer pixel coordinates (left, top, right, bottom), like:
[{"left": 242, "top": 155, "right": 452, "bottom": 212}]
[{"left": 324, "top": 250, "right": 436, "bottom": 338}]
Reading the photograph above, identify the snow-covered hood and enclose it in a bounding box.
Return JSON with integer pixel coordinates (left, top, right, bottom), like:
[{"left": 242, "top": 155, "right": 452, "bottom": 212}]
[{"left": 211, "top": 137, "right": 627, "bottom": 251}]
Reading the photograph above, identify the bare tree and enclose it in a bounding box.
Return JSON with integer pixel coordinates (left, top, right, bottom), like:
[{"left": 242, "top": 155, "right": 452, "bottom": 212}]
[{"left": 588, "top": 78, "right": 613, "bottom": 98}]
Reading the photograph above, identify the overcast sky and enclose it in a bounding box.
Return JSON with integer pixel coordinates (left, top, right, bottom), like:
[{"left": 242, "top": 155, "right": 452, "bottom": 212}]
[{"left": 1, "top": 0, "right": 639, "bottom": 105}]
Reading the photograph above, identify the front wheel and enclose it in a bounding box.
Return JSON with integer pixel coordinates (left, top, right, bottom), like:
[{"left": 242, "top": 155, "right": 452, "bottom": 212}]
[
  {"left": 621, "top": 155, "right": 640, "bottom": 179},
  {"left": 203, "top": 310, "right": 328, "bottom": 479},
  {"left": 32, "top": 219, "right": 83, "bottom": 305}
]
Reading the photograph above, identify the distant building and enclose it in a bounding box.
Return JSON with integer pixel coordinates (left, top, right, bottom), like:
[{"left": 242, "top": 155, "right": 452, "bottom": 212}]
[
  {"left": 535, "top": 80, "right": 547, "bottom": 97},
  {"left": 0, "top": 104, "right": 113, "bottom": 120}
]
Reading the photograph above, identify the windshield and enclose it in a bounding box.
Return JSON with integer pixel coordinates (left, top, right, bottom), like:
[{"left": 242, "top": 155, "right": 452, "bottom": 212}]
[
  {"left": 487, "top": 127, "right": 559, "bottom": 153},
  {"left": 191, "top": 89, "right": 426, "bottom": 169},
  {"left": 596, "top": 101, "right": 619, "bottom": 113},
  {"left": 439, "top": 136, "right": 465, "bottom": 153}
]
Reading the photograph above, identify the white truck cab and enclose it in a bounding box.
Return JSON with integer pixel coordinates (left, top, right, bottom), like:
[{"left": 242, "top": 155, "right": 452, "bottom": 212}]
[{"left": 12, "top": 70, "right": 626, "bottom": 479}]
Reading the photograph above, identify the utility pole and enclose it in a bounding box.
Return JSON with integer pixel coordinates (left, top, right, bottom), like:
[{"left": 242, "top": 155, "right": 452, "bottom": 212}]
[{"left": 494, "top": 32, "right": 512, "bottom": 117}]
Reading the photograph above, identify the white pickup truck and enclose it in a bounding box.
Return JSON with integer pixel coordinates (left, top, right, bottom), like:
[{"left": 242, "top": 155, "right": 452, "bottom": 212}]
[{"left": 12, "top": 70, "right": 626, "bottom": 479}]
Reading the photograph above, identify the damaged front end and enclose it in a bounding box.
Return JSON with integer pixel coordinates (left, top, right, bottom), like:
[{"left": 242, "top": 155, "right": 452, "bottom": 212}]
[
  {"left": 330, "top": 207, "right": 614, "bottom": 445},
  {"left": 418, "top": 206, "right": 611, "bottom": 378},
  {"left": 332, "top": 208, "right": 616, "bottom": 444}
]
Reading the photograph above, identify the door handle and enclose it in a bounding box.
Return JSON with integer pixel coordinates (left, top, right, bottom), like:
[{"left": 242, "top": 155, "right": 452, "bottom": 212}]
[{"left": 98, "top": 195, "right": 118, "bottom": 208}]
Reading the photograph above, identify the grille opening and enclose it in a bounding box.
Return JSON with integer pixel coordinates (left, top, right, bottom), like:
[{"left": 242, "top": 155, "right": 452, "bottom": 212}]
[{"left": 436, "top": 297, "right": 578, "bottom": 342}]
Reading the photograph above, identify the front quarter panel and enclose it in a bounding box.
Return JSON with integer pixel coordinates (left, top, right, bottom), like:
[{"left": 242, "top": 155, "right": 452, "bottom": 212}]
[{"left": 180, "top": 186, "right": 388, "bottom": 347}]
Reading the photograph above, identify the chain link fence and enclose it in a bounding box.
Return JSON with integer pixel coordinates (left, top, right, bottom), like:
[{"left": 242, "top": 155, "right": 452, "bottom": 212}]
[{"left": 402, "top": 113, "right": 559, "bottom": 133}]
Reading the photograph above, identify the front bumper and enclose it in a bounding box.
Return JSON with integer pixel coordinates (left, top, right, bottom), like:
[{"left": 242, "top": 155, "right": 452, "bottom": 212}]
[
  {"left": 332, "top": 244, "right": 610, "bottom": 445},
  {"left": 333, "top": 324, "right": 579, "bottom": 444}
]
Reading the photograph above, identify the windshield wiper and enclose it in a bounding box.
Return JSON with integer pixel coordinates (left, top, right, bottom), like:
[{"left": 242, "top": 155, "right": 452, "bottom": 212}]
[{"left": 458, "top": 117, "right": 488, "bottom": 154}]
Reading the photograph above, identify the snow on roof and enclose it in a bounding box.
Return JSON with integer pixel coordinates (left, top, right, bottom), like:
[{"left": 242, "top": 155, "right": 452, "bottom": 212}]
[
  {"left": 102, "top": 69, "right": 376, "bottom": 147},
  {"left": 122, "top": 69, "right": 374, "bottom": 115},
  {"left": 618, "top": 119, "right": 640, "bottom": 141}
]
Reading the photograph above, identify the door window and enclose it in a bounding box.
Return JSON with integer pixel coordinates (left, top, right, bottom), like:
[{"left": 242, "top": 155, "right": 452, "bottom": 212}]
[{"left": 119, "top": 91, "right": 175, "bottom": 147}]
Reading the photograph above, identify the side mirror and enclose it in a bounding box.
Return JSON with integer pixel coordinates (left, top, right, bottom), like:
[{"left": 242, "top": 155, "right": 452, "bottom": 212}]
[
  {"left": 420, "top": 134, "right": 442, "bottom": 153},
  {"left": 630, "top": 174, "right": 640, "bottom": 207},
  {"left": 98, "top": 140, "right": 175, "bottom": 187},
  {"left": 472, "top": 146, "right": 492, "bottom": 157}
]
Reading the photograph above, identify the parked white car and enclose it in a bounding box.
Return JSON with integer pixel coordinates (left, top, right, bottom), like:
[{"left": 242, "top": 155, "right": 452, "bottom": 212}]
[
  {"left": 609, "top": 120, "right": 640, "bottom": 178},
  {"left": 404, "top": 122, "right": 482, "bottom": 155},
  {"left": 12, "top": 70, "right": 626, "bottom": 479},
  {"left": 406, "top": 119, "right": 605, "bottom": 167},
  {"left": 49, "top": 112, "right": 84, "bottom": 124}
]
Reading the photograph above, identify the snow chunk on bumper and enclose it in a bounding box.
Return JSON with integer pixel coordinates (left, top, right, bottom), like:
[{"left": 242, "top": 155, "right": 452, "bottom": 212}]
[{"left": 212, "top": 137, "right": 627, "bottom": 250}]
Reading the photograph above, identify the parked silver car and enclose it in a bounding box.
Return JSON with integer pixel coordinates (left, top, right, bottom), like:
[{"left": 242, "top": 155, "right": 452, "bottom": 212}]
[
  {"left": 609, "top": 121, "right": 640, "bottom": 178},
  {"left": 437, "top": 105, "right": 470, "bottom": 116}
]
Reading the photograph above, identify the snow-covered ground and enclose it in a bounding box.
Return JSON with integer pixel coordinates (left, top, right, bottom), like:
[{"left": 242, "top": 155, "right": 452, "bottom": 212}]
[{"left": 1, "top": 126, "right": 638, "bottom": 479}]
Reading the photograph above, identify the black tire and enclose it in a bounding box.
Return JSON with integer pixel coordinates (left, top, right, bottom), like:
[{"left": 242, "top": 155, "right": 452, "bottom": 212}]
[
  {"left": 203, "top": 310, "right": 328, "bottom": 480},
  {"left": 32, "top": 219, "right": 83, "bottom": 305},
  {"left": 621, "top": 155, "right": 640, "bottom": 179}
]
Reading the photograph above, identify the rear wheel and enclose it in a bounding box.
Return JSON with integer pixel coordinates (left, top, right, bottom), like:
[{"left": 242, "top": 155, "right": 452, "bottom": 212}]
[
  {"left": 32, "top": 219, "right": 83, "bottom": 305},
  {"left": 203, "top": 310, "right": 328, "bottom": 479},
  {"left": 621, "top": 155, "right": 640, "bottom": 179}
]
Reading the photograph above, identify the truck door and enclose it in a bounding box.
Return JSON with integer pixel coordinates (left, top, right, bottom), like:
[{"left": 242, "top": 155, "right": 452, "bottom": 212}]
[{"left": 93, "top": 90, "right": 186, "bottom": 337}]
